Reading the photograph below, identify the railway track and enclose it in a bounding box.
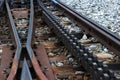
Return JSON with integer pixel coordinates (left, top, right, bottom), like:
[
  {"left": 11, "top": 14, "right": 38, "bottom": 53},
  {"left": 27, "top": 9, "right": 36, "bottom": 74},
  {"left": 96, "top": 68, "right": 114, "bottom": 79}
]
[
  {"left": 0, "top": 0, "right": 119, "bottom": 80},
  {"left": 34, "top": 18, "right": 90, "bottom": 80},
  {"left": 0, "top": 0, "right": 48, "bottom": 79},
  {"left": 38, "top": 0, "right": 120, "bottom": 79},
  {"left": 52, "top": 0, "right": 120, "bottom": 55},
  {"left": 0, "top": 0, "right": 3, "bottom": 11}
]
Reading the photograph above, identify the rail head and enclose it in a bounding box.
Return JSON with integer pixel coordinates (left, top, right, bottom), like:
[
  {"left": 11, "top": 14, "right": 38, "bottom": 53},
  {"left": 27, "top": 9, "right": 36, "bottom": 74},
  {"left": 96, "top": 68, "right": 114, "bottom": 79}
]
[
  {"left": 20, "top": 58, "right": 32, "bottom": 80},
  {"left": 37, "top": 0, "right": 119, "bottom": 79},
  {"left": 5, "top": 0, "right": 22, "bottom": 59},
  {"left": 26, "top": 0, "right": 34, "bottom": 58},
  {"left": 6, "top": 0, "right": 22, "bottom": 79},
  {"left": 0, "top": 0, "right": 4, "bottom": 12},
  {"left": 51, "top": 0, "right": 120, "bottom": 55},
  {"left": 25, "top": 0, "right": 48, "bottom": 79}
]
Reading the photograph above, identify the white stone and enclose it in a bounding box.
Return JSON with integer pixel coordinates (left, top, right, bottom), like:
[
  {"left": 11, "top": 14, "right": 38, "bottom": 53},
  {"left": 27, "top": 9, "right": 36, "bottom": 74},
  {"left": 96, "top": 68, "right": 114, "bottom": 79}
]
[
  {"left": 81, "top": 34, "right": 87, "bottom": 40},
  {"left": 88, "top": 45, "right": 97, "bottom": 51},
  {"left": 96, "top": 53, "right": 113, "bottom": 59},
  {"left": 0, "top": 49, "right": 2, "bottom": 55},
  {"left": 104, "top": 48, "right": 109, "bottom": 52},
  {"left": 48, "top": 52, "right": 55, "bottom": 57},
  {"left": 56, "top": 62, "right": 64, "bottom": 67},
  {"left": 75, "top": 71, "right": 84, "bottom": 75},
  {"left": 68, "top": 58, "right": 74, "bottom": 62}
]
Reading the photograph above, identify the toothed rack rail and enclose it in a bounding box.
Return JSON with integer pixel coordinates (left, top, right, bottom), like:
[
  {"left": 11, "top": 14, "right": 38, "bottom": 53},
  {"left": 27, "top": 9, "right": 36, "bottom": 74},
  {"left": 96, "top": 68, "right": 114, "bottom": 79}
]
[{"left": 0, "top": 0, "right": 120, "bottom": 80}]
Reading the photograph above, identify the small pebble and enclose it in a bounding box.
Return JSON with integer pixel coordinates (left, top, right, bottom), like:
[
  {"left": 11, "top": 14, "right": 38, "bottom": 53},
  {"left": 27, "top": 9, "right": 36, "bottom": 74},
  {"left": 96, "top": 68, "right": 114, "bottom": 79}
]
[
  {"left": 68, "top": 58, "right": 74, "bottom": 62},
  {"left": 81, "top": 34, "right": 87, "bottom": 40},
  {"left": 48, "top": 52, "right": 55, "bottom": 57},
  {"left": 88, "top": 45, "right": 97, "bottom": 51},
  {"left": 75, "top": 71, "right": 84, "bottom": 75},
  {"left": 96, "top": 53, "right": 113, "bottom": 59},
  {"left": 56, "top": 62, "right": 64, "bottom": 67}
]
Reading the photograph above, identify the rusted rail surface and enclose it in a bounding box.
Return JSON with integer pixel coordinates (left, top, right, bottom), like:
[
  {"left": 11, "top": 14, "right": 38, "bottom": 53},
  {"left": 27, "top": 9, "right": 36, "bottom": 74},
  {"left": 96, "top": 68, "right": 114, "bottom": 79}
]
[
  {"left": 34, "top": 44, "right": 55, "bottom": 80},
  {"left": 5, "top": 0, "right": 49, "bottom": 79},
  {"left": 25, "top": 0, "right": 47, "bottom": 79},
  {"left": 26, "top": 0, "right": 52, "bottom": 79},
  {"left": 6, "top": 0, "right": 22, "bottom": 79},
  {"left": 0, "top": 0, "right": 120, "bottom": 79}
]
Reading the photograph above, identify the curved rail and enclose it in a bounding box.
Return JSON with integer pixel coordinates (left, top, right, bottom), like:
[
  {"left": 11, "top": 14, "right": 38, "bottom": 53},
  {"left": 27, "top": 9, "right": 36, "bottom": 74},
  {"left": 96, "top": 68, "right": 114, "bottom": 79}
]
[
  {"left": 52, "top": 0, "right": 120, "bottom": 55},
  {"left": 5, "top": 0, "right": 120, "bottom": 79},
  {"left": 6, "top": 0, "right": 22, "bottom": 79},
  {"left": 6, "top": 0, "right": 48, "bottom": 79},
  {"left": 26, "top": 0, "right": 48, "bottom": 79}
]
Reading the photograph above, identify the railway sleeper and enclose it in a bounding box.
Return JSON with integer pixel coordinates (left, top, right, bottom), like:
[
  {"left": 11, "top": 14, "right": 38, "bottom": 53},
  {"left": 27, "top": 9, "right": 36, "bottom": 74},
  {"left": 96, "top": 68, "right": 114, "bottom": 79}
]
[{"left": 37, "top": 1, "right": 120, "bottom": 79}]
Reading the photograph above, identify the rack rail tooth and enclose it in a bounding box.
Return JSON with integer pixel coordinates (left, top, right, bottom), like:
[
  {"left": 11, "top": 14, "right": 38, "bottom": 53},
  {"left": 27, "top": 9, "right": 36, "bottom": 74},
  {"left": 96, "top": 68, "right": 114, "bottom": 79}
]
[{"left": 37, "top": 0, "right": 120, "bottom": 79}]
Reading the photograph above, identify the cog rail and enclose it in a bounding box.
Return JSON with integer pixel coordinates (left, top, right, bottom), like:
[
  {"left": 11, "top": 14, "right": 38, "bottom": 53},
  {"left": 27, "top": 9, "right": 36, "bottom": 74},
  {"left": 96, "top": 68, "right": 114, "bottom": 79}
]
[
  {"left": 37, "top": 0, "right": 120, "bottom": 80},
  {"left": 52, "top": 0, "right": 120, "bottom": 55}
]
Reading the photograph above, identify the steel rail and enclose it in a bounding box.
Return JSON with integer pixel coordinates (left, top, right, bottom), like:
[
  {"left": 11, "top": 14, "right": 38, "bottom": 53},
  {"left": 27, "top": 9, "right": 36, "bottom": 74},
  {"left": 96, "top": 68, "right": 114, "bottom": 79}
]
[
  {"left": 37, "top": 0, "right": 119, "bottom": 80},
  {"left": 20, "top": 58, "right": 32, "bottom": 80},
  {"left": 6, "top": 0, "right": 22, "bottom": 79},
  {"left": 51, "top": 0, "right": 120, "bottom": 55},
  {"left": 26, "top": 0, "right": 48, "bottom": 79},
  {"left": 0, "top": 0, "right": 4, "bottom": 12},
  {"left": 6, "top": 0, "right": 47, "bottom": 79}
]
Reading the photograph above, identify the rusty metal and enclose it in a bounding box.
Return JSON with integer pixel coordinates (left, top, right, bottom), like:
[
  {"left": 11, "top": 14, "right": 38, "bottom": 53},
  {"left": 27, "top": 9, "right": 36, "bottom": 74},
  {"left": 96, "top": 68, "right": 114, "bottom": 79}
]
[
  {"left": 25, "top": 0, "right": 49, "bottom": 79},
  {"left": 11, "top": 8, "right": 29, "bottom": 19},
  {"left": 6, "top": 0, "right": 22, "bottom": 79},
  {"left": 31, "top": 56, "right": 48, "bottom": 80},
  {"left": 34, "top": 44, "right": 55, "bottom": 80},
  {"left": 35, "top": 23, "right": 89, "bottom": 80},
  {"left": 5, "top": 0, "right": 48, "bottom": 79},
  {"left": 7, "top": 58, "right": 18, "bottom": 80},
  {"left": 0, "top": 0, "right": 120, "bottom": 79},
  {"left": 0, "top": 45, "right": 14, "bottom": 80},
  {"left": 37, "top": 0, "right": 120, "bottom": 79}
]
